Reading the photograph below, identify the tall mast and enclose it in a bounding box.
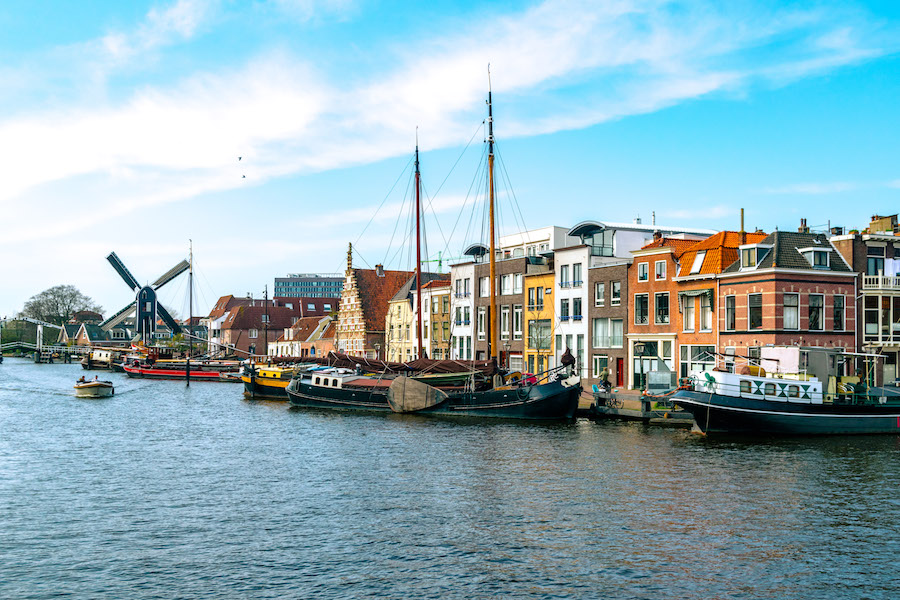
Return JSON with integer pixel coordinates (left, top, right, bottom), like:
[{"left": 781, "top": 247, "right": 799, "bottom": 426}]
[
  {"left": 487, "top": 69, "right": 498, "bottom": 363},
  {"left": 186, "top": 239, "right": 192, "bottom": 387},
  {"left": 263, "top": 284, "right": 269, "bottom": 358},
  {"left": 415, "top": 132, "right": 425, "bottom": 359}
]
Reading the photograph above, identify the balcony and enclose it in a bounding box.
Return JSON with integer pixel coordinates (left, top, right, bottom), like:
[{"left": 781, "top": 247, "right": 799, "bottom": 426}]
[
  {"left": 559, "top": 281, "right": 571, "bottom": 288},
  {"left": 560, "top": 315, "right": 570, "bottom": 322},
  {"left": 454, "top": 292, "right": 471, "bottom": 298},
  {"left": 573, "top": 315, "right": 583, "bottom": 321},
  {"left": 572, "top": 280, "right": 583, "bottom": 288},
  {"left": 863, "top": 275, "right": 900, "bottom": 290}
]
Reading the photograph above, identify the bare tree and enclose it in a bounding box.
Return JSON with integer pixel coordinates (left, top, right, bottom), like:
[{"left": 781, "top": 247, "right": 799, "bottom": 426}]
[{"left": 19, "top": 285, "right": 103, "bottom": 325}]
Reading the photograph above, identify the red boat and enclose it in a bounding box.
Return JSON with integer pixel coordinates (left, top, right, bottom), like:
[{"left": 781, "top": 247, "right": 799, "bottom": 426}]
[{"left": 122, "top": 361, "right": 241, "bottom": 382}]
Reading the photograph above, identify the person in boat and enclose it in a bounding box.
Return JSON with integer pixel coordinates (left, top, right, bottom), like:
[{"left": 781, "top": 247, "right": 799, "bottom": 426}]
[
  {"left": 78, "top": 376, "right": 86, "bottom": 383},
  {"left": 94, "top": 375, "right": 98, "bottom": 380}
]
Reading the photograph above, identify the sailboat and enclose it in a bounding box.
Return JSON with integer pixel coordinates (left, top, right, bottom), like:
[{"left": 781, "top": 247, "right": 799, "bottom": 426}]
[{"left": 286, "top": 84, "right": 582, "bottom": 420}]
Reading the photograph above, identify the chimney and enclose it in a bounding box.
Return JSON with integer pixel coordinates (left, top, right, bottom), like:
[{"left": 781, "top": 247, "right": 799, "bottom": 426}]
[
  {"left": 740, "top": 208, "right": 746, "bottom": 245},
  {"left": 799, "top": 218, "right": 808, "bottom": 233},
  {"left": 652, "top": 230, "right": 662, "bottom": 241},
  {"left": 375, "top": 264, "right": 385, "bottom": 277},
  {"left": 652, "top": 211, "right": 656, "bottom": 226}
]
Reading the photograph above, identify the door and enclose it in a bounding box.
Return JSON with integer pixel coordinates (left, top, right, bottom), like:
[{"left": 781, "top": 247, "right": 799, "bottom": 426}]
[{"left": 616, "top": 357, "right": 624, "bottom": 387}]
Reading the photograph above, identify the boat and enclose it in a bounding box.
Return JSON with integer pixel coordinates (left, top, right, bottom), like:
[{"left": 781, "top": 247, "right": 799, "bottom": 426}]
[
  {"left": 122, "top": 360, "right": 241, "bottom": 382},
  {"left": 74, "top": 377, "right": 115, "bottom": 398},
  {"left": 81, "top": 348, "right": 127, "bottom": 370},
  {"left": 286, "top": 83, "right": 581, "bottom": 421},
  {"left": 241, "top": 363, "right": 312, "bottom": 399},
  {"left": 672, "top": 346, "right": 900, "bottom": 435}
]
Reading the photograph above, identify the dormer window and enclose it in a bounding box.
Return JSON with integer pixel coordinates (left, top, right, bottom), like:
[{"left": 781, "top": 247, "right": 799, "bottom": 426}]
[
  {"left": 740, "top": 245, "right": 771, "bottom": 270},
  {"left": 690, "top": 251, "right": 706, "bottom": 274},
  {"left": 799, "top": 248, "right": 830, "bottom": 269}
]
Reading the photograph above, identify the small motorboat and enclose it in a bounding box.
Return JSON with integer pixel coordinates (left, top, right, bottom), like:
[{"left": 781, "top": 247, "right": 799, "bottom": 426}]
[{"left": 74, "top": 378, "right": 115, "bottom": 398}]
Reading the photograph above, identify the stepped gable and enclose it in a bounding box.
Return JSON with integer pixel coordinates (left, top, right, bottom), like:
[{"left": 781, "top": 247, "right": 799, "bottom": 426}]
[
  {"left": 722, "top": 231, "right": 853, "bottom": 272},
  {"left": 679, "top": 231, "right": 768, "bottom": 276},
  {"left": 353, "top": 268, "right": 415, "bottom": 330}
]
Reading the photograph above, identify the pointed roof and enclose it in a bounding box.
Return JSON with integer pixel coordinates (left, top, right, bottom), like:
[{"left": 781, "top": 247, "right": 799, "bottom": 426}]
[
  {"left": 679, "top": 231, "right": 768, "bottom": 276},
  {"left": 277, "top": 315, "right": 333, "bottom": 343},
  {"left": 390, "top": 272, "right": 451, "bottom": 303},
  {"left": 722, "top": 231, "right": 853, "bottom": 273},
  {"left": 351, "top": 268, "right": 415, "bottom": 330},
  {"left": 637, "top": 237, "right": 698, "bottom": 258}
]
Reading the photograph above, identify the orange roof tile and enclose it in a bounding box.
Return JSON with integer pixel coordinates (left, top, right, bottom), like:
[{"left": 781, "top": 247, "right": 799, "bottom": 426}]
[
  {"left": 639, "top": 237, "right": 699, "bottom": 258},
  {"left": 352, "top": 268, "right": 415, "bottom": 330},
  {"left": 679, "top": 231, "right": 768, "bottom": 276}
]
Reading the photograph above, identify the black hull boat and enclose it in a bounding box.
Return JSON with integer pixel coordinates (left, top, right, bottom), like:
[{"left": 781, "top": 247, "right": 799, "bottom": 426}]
[
  {"left": 673, "top": 389, "right": 900, "bottom": 435},
  {"left": 286, "top": 373, "right": 581, "bottom": 421}
]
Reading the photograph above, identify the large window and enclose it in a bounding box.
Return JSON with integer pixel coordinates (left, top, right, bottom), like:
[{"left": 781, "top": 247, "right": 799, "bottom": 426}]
[
  {"left": 638, "top": 263, "right": 649, "bottom": 282},
  {"left": 573, "top": 263, "right": 583, "bottom": 287},
  {"left": 635, "top": 294, "right": 649, "bottom": 325},
  {"left": 655, "top": 293, "right": 669, "bottom": 325},
  {"left": 500, "top": 305, "right": 510, "bottom": 340},
  {"left": 514, "top": 273, "right": 522, "bottom": 294},
  {"left": 573, "top": 298, "right": 583, "bottom": 321},
  {"left": 595, "top": 282, "right": 605, "bottom": 307},
  {"left": 479, "top": 277, "right": 489, "bottom": 297},
  {"left": 784, "top": 293, "right": 799, "bottom": 330},
  {"left": 867, "top": 246, "right": 885, "bottom": 276},
  {"left": 749, "top": 294, "right": 762, "bottom": 330},
  {"left": 560, "top": 299, "right": 570, "bottom": 320},
  {"left": 700, "top": 293, "right": 712, "bottom": 331},
  {"left": 809, "top": 294, "right": 824, "bottom": 331},
  {"left": 513, "top": 305, "right": 523, "bottom": 340},
  {"left": 592, "top": 355, "right": 609, "bottom": 378},
  {"left": 833, "top": 295, "right": 844, "bottom": 331},
  {"left": 560, "top": 265, "right": 570, "bottom": 287},
  {"left": 683, "top": 296, "right": 695, "bottom": 332},
  {"left": 611, "top": 281, "right": 622, "bottom": 306},
  {"left": 592, "top": 318, "right": 624, "bottom": 348},
  {"left": 680, "top": 345, "right": 716, "bottom": 378},
  {"left": 725, "top": 295, "right": 736, "bottom": 331},
  {"left": 501, "top": 275, "right": 512, "bottom": 295},
  {"left": 586, "top": 229, "right": 615, "bottom": 257},
  {"left": 477, "top": 307, "right": 486, "bottom": 340},
  {"left": 528, "top": 286, "right": 544, "bottom": 311}
]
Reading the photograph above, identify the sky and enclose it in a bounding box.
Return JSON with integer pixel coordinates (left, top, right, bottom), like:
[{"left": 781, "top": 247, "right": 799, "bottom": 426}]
[{"left": 1, "top": 0, "right": 898, "bottom": 320}]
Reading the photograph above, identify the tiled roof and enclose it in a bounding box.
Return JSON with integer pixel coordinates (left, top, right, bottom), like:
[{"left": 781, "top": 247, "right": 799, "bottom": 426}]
[
  {"left": 639, "top": 237, "right": 698, "bottom": 258},
  {"left": 208, "top": 295, "right": 253, "bottom": 319},
  {"left": 421, "top": 279, "right": 451, "bottom": 289},
  {"left": 277, "top": 315, "right": 332, "bottom": 342},
  {"left": 352, "top": 268, "right": 415, "bottom": 330},
  {"left": 679, "top": 231, "right": 768, "bottom": 276},
  {"left": 390, "top": 272, "right": 451, "bottom": 303},
  {"left": 722, "top": 231, "right": 853, "bottom": 273},
  {"left": 222, "top": 305, "right": 302, "bottom": 330}
]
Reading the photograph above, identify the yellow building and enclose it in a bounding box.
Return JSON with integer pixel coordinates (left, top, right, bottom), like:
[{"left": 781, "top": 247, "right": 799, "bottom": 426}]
[
  {"left": 384, "top": 272, "right": 449, "bottom": 362},
  {"left": 424, "top": 281, "right": 452, "bottom": 360},
  {"left": 523, "top": 271, "right": 556, "bottom": 376}
]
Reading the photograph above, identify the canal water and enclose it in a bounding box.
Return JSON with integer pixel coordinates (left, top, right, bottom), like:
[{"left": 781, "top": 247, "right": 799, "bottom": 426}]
[{"left": 1, "top": 357, "right": 898, "bottom": 599}]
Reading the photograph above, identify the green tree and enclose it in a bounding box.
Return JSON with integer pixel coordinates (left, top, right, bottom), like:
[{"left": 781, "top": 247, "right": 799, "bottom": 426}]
[{"left": 19, "top": 285, "right": 103, "bottom": 326}]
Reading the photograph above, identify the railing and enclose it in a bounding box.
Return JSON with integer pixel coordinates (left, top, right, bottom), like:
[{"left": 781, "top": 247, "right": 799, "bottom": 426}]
[
  {"left": 572, "top": 280, "right": 583, "bottom": 287},
  {"left": 454, "top": 292, "right": 471, "bottom": 298},
  {"left": 573, "top": 315, "right": 583, "bottom": 321},
  {"left": 862, "top": 275, "right": 900, "bottom": 290},
  {"left": 560, "top": 315, "right": 570, "bottom": 321},
  {"left": 527, "top": 304, "right": 544, "bottom": 311},
  {"left": 559, "top": 282, "right": 571, "bottom": 288}
]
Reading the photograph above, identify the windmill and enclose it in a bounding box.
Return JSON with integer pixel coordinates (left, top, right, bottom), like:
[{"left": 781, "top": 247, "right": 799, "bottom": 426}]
[{"left": 99, "top": 252, "right": 189, "bottom": 342}]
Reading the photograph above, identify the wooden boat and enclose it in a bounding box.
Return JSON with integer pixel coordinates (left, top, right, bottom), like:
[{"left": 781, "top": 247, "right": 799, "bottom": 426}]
[
  {"left": 672, "top": 346, "right": 900, "bottom": 435},
  {"left": 241, "top": 363, "right": 310, "bottom": 399},
  {"left": 74, "top": 378, "right": 115, "bottom": 398},
  {"left": 122, "top": 360, "right": 241, "bottom": 382}
]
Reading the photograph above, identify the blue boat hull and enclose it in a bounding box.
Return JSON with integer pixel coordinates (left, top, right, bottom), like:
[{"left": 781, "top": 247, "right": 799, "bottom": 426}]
[{"left": 673, "top": 389, "right": 900, "bottom": 435}]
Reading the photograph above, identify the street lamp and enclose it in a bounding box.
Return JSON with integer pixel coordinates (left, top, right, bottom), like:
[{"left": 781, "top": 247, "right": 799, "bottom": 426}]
[{"left": 634, "top": 342, "right": 646, "bottom": 392}]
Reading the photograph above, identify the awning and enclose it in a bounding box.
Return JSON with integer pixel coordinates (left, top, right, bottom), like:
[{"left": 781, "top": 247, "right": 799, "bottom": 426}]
[{"left": 677, "top": 288, "right": 714, "bottom": 313}]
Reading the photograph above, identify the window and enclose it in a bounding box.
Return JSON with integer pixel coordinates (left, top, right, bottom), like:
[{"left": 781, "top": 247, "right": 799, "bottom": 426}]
[
  {"left": 463, "top": 306, "right": 470, "bottom": 325},
  {"left": 592, "top": 355, "right": 609, "bottom": 378},
  {"left": 725, "top": 295, "right": 736, "bottom": 331},
  {"left": 834, "top": 295, "right": 844, "bottom": 331},
  {"left": 501, "top": 306, "right": 510, "bottom": 340},
  {"left": 867, "top": 246, "right": 885, "bottom": 276},
  {"left": 683, "top": 297, "right": 695, "bottom": 332},
  {"left": 809, "top": 294, "right": 824, "bottom": 331},
  {"left": 560, "top": 265, "right": 570, "bottom": 287},
  {"left": 764, "top": 382, "right": 775, "bottom": 395},
  {"left": 307, "top": 303, "right": 315, "bottom": 311},
  {"left": 635, "top": 294, "right": 649, "bottom": 325},
  {"left": 802, "top": 250, "right": 829, "bottom": 269},
  {"left": 593, "top": 318, "right": 624, "bottom": 348},
  {"left": 560, "top": 299, "right": 570, "bottom": 321},
  {"left": 477, "top": 307, "right": 486, "bottom": 340},
  {"left": 528, "top": 286, "right": 543, "bottom": 310},
  {"left": 324, "top": 303, "right": 332, "bottom": 311},
  {"left": 573, "top": 298, "right": 582, "bottom": 321},
  {"left": 586, "top": 229, "right": 615, "bottom": 257},
  {"left": 573, "top": 263, "right": 583, "bottom": 286},
  {"left": 655, "top": 261, "right": 666, "bottom": 280},
  {"left": 514, "top": 273, "right": 522, "bottom": 294},
  {"left": 679, "top": 345, "right": 715, "bottom": 378},
  {"left": 442, "top": 322, "right": 450, "bottom": 341},
  {"left": 479, "top": 277, "right": 489, "bottom": 297},
  {"left": 249, "top": 328, "right": 258, "bottom": 338},
  {"left": 740, "top": 380, "right": 751, "bottom": 394},
  {"left": 261, "top": 314, "right": 270, "bottom": 323},
  {"left": 690, "top": 251, "right": 706, "bottom": 275},
  {"left": 513, "top": 305, "right": 523, "bottom": 340},
  {"left": 611, "top": 281, "right": 621, "bottom": 306},
  {"left": 501, "top": 274, "right": 512, "bottom": 295},
  {"left": 788, "top": 385, "right": 800, "bottom": 398},
  {"left": 700, "top": 294, "right": 712, "bottom": 331},
  {"left": 638, "top": 263, "right": 649, "bottom": 282},
  {"left": 741, "top": 246, "right": 770, "bottom": 269},
  {"left": 655, "top": 293, "right": 669, "bottom": 325},
  {"left": 464, "top": 278, "right": 471, "bottom": 296},
  {"left": 528, "top": 319, "right": 551, "bottom": 350},
  {"left": 784, "top": 293, "right": 799, "bottom": 330},
  {"left": 595, "top": 282, "right": 605, "bottom": 307},
  {"left": 748, "top": 294, "right": 762, "bottom": 329}
]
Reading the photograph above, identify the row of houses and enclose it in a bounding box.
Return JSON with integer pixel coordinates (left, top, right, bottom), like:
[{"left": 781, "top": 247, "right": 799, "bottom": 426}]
[{"left": 327, "top": 214, "right": 900, "bottom": 389}]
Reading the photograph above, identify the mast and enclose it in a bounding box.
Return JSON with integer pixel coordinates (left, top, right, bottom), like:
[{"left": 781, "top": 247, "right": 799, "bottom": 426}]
[
  {"left": 487, "top": 70, "right": 498, "bottom": 363},
  {"left": 415, "top": 133, "right": 425, "bottom": 359},
  {"left": 186, "top": 240, "right": 192, "bottom": 387},
  {"left": 263, "top": 284, "right": 269, "bottom": 358}
]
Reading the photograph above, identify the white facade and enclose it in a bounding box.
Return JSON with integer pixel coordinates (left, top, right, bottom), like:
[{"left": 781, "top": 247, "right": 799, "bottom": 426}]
[
  {"left": 554, "top": 246, "right": 591, "bottom": 378},
  {"left": 449, "top": 262, "right": 474, "bottom": 360}
]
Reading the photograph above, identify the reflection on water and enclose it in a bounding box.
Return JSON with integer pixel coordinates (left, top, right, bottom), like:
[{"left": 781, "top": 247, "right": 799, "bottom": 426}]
[{"left": 1, "top": 358, "right": 898, "bottom": 599}]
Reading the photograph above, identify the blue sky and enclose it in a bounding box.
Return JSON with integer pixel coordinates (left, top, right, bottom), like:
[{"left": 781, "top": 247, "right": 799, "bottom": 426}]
[{"left": 1, "top": 0, "right": 898, "bottom": 319}]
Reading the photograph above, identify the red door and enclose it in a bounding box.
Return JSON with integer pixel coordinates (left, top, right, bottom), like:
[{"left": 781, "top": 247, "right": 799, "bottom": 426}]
[{"left": 616, "top": 357, "right": 624, "bottom": 387}]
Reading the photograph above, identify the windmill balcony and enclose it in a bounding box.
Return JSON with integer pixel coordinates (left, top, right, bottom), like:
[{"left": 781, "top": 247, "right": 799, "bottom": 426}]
[{"left": 863, "top": 275, "right": 900, "bottom": 291}]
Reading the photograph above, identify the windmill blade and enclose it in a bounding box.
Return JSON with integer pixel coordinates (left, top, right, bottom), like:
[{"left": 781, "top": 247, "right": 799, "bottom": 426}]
[
  {"left": 100, "top": 303, "right": 136, "bottom": 331},
  {"left": 107, "top": 252, "right": 140, "bottom": 291},
  {"left": 152, "top": 259, "right": 190, "bottom": 290},
  {"left": 157, "top": 304, "right": 182, "bottom": 335}
]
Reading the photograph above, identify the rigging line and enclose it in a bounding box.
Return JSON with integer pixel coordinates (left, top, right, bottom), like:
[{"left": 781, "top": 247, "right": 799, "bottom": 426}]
[
  {"left": 458, "top": 146, "right": 488, "bottom": 252},
  {"left": 425, "top": 120, "right": 485, "bottom": 207},
  {"left": 382, "top": 165, "right": 417, "bottom": 267},
  {"left": 353, "top": 246, "right": 373, "bottom": 270},
  {"left": 355, "top": 153, "right": 415, "bottom": 250},
  {"left": 419, "top": 183, "right": 449, "bottom": 256},
  {"left": 494, "top": 142, "right": 529, "bottom": 239}
]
